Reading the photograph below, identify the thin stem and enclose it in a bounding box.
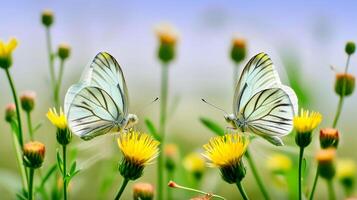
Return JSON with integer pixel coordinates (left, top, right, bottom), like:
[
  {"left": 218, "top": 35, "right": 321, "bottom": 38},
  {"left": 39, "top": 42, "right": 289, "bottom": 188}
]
[
  {"left": 233, "top": 64, "right": 239, "bottom": 87},
  {"left": 298, "top": 147, "right": 304, "bottom": 200},
  {"left": 114, "top": 178, "right": 129, "bottom": 200},
  {"left": 62, "top": 145, "right": 68, "bottom": 200},
  {"left": 245, "top": 150, "right": 270, "bottom": 200},
  {"left": 157, "top": 63, "right": 169, "bottom": 200},
  {"left": 45, "top": 27, "right": 55, "bottom": 90},
  {"left": 28, "top": 168, "right": 35, "bottom": 200},
  {"left": 5, "top": 68, "right": 24, "bottom": 147},
  {"left": 236, "top": 181, "right": 249, "bottom": 200},
  {"left": 26, "top": 111, "right": 34, "bottom": 140},
  {"left": 309, "top": 168, "right": 319, "bottom": 200},
  {"left": 170, "top": 182, "right": 226, "bottom": 200},
  {"left": 167, "top": 170, "right": 174, "bottom": 200},
  {"left": 54, "top": 59, "right": 65, "bottom": 109},
  {"left": 11, "top": 128, "right": 28, "bottom": 190},
  {"left": 327, "top": 180, "right": 336, "bottom": 200},
  {"left": 345, "top": 55, "right": 351, "bottom": 74}
]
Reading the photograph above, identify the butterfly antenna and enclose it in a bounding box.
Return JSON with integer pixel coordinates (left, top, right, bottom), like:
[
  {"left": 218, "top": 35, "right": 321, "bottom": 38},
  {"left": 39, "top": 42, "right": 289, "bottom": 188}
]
[
  {"left": 201, "top": 98, "right": 228, "bottom": 115},
  {"left": 137, "top": 97, "right": 159, "bottom": 114},
  {"left": 330, "top": 65, "right": 337, "bottom": 73}
]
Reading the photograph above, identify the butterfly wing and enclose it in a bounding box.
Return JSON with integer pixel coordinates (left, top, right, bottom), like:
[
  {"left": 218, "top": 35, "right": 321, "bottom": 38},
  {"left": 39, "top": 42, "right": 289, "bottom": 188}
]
[
  {"left": 242, "top": 87, "right": 297, "bottom": 145},
  {"left": 233, "top": 53, "right": 281, "bottom": 117},
  {"left": 67, "top": 86, "right": 124, "bottom": 140}
]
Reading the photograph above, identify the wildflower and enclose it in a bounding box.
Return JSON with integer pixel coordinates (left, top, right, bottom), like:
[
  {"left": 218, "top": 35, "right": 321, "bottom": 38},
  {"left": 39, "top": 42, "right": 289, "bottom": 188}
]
[
  {"left": 117, "top": 130, "right": 159, "bottom": 180},
  {"left": 316, "top": 148, "right": 336, "bottom": 180},
  {"left": 164, "top": 143, "right": 179, "bottom": 172},
  {"left": 57, "top": 43, "right": 71, "bottom": 60},
  {"left": 133, "top": 182, "right": 154, "bottom": 200},
  {"left": 41, "top": 10, "right": 54, "bottom": 27},
  {"left": 320, "top": 128, "right": 339, "bottom": 149},
  {"left": 335, "top": 73, "right": 355, "bottom": 97},
  {"left": 294, "top": 109, "right": 322, "bottom": 148},
  {"left": 183, "top": 152, "right": 206, "bottom": 180},
  {"left": 46, "top": 107, "right": 72, "bottom": 145},
  {"left": 266, "top": 153, "right": 292, "bottom": 174},
  {"left": 23, "top": 141, "right": 45, "bottom": 169},
  {"left": 5, "top": 103, "right": 16, "bottom": 123},
  {"left": 0, "top": 38, "right": 18, "bottom": 69},
  {"left": 337, "top": 159, "right": 356, "bottom": 195},
  {"left": 20, "top": 91, "right": 36, "bottom": 112},
  {"left": 155, "top": 23, "right": 178, "bottom": 63},
  {"left": 203, "top": 133, "right": 249, "bottom": 184},
  {"left": 230, "top": 37, "right": 247, "bottom": 64},
  {"left": 345, "top": 41, "right": 356, "bottom": 55}
]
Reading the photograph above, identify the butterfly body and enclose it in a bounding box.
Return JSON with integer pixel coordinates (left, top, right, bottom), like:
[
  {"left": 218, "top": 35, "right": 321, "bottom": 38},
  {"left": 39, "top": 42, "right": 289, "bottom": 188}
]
[
  {"left": 65, "top": 52, "right": 138, "bottom": 140},
  {"left": 227, "top": 53, "right": 298, "bottom": 146}
]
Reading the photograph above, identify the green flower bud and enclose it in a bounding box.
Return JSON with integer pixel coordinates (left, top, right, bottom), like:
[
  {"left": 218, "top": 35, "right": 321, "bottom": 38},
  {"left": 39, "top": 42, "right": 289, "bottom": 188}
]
[
  {"left": 41, "top": 10, "right": 54, "bottom": 27},
  {"left": 20, "top": 91, "right": 36, "bottom": 112},
  {"left": 317, "top": 149, "right": 336, "bottom": 180},
  {"left": 56, "top": 128, "right": 72, "bottom": 146},
  {"left": 133, "top": 182, "right": 154, "bottom": 200},
  {"left": 5, "top": 103, "right": 16, "bottom": 123},
  {"left": 23, "top": 141, "right": 46, "bottom": 169},
  {"left": 220, "top": 159, "right": 246, "bottom": 184},
  {"left": 58, "top": 43, "right": 71, "bottom": 60},
  {"left": 155, "top": 24, "right": 178, "bottom": 64},
  {"left": 230, "top": 38, "right": 247, "bottom": 64},
  {"left": 335, "top": 73, "right": 355, "bottom": 97},
  {"left": 119, "top": 158, "right": 144, "bottom": 180},
  {"left": 345, "top": 41, "right": 356, "bottom": 55}
]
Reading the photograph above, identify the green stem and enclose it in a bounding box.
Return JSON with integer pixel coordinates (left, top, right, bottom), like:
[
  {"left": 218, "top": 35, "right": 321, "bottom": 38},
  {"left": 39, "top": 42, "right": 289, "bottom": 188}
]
[
  {"left": 54, "top": 59, "right": 65, "bottom": 109},
  {"left": 327, "top": 180, "right": 336, "bottom": 200},
  {"left": 62, "top": 145, "right": 68, "bottom": 200},
  {"left": 308, "top": 168, "right": 319, "bottom": 200},
  {"left": 167, "top": 170, "right": 174, "bottom": 200},
  {"left": 245, "top": 150, "right": 270, "bottom": 200},
  {"left": 114, "top": 178, "right": 129, "bottom": 200},
  {"left": 26, "top": 111, "right": 34, "bottom": 140},
  {"left": 236, "top": 181, "right": 249, "bottom": 200},
  {"left": 157, "top": 63, "right": 169, "bottom": 200},
  {"left": 5, "top": 68, "right": 24, "bottom": 147},
  {"left": 28, "top": 168, "right": 35, "bottom": 200},
  {"left": 171, "top": 182, "right": 226, "bottom": 200},
  {"left": 298, "top": 147, "right": 304, "bottom": 200},
  {"left": 11, "top": 128, "right": 28, "bottom": 191}
]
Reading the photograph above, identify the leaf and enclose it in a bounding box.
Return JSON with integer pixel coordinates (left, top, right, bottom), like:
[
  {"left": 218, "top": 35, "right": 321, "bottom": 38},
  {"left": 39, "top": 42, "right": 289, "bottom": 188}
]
[
  {"left": 69, "top": 161, "right": 77, "bottom": 175},
  {"left": 199, "top": 117, "right": 225, "bottom": 136},
  {"left": 144, "top": 118, "right": 161, "bottom": 140},
  {"left": 56, "top": 149, "right": 63, "bottom": 175},
  {"left": 39, "top": 164, "right": 57, "bottom": 188}
]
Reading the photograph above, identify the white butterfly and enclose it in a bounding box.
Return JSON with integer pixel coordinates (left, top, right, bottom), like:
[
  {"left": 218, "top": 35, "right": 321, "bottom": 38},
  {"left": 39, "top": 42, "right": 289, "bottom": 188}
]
[
  {"left": 64, "top": 52, "right": 138, "bottom": 140},
  {"left": 224, "top": 52, "right": 298, "bottom": 146}
]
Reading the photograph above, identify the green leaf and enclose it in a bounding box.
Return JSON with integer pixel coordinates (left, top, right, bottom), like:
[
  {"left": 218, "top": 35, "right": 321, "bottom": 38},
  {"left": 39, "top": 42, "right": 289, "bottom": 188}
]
[
  {"left": 38, "top": 164, "right": 57, "bottom": 189},
  {"left": 199, "top": 117, "right": 225, "bottom": 136},
  {"left": 144, "top": 118, "right": 161, "bottom": 140},
  {"left": 56, "top": 149, "right": 63, "bottom": 175},
  {"left": 69, "top": 161, "right": 77, "bottom": 175}
]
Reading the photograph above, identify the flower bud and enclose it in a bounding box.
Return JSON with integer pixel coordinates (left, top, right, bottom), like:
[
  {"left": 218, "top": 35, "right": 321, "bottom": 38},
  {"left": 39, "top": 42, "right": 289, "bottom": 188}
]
[
  {"left": 5, "top": 103, "right": 16, "bottom": 123},
  {"left": 58, "top": 43, "right": 71, "bottom": 60},
  {"left": 345, "top": 41, "right": 356, "bottom": 55},
  {"left": 266, "top": 153, "right": 292, "bottom": 174},
  {"left": 230, "top": 38, "right": 247, "bottom": 64},
  {"left": 164, "top": 144, "right": 179, "bottom": 172},
  {"left": 0, "top": 38, "right": 18, "bottom": 69},
  {"left": 183, "top": 152, "right": 205, "bottom": 181},
  {"left": 133, "top": 182, "right": 154, "bottom": 200},
  {"left": 320, "top": 128, "right": 339, "bottom": 149},
  {"left": 337, "top": 159, "right": 356, "bottom": 195},
  {"left": 41, "top": 10, "right": 54, "bottom": 27},
  {"left": 335, "top": 73, "right": 355, "bottom": 97},
  {"left": 220, "top": 159, "right": 246, "bottom": 184},
  {"left": 23, "top": 141, "right": 45, "bottom": 169},
  {"left": 56, "top": 128, "right": 72, "bottom": 146},
  {"left": 155, "top": 24, "right": 178, "bottom": 64},
  {"left": 20, "top": 91, "right": 36, "bottom": 112},
  {"left": 316, "top": 148, "right": 336, "bottom": 180}
]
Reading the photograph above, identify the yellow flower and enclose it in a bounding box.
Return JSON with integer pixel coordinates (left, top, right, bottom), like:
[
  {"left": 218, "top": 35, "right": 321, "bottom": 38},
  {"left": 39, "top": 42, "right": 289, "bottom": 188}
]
[
  {"left": 337, "top": 159, "right": 356, "bottom": 180},
  {"left": 118, "top": 130, "right": 159, "bottom": 166},
  {"left": 266, "top": 153, "right": 292, "bottom": 174},
  {"left": 0, "top": 38, "right": 18, "bottom": 69},
  {"left": 203, "top": 133, "right": 249, "bottom": 183},
  {"left": 183, "top": 152, "right": 205, "bottom": 177},
  {"left": 155, "top": 23, "right": 178, "bottom": 45},
  {"left": 46, "top": 107, "right": 67, "bottom": 129},
  {"left": 203, "top": 133, "right": 249, "bottom": 168},
  {"left": 293, "top": 109, "right": 322, "bottom": 134}
]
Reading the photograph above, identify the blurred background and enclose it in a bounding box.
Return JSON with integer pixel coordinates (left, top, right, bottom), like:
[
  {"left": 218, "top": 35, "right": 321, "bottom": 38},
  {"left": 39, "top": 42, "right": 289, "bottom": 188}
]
[{"left": 1, "top": 0, "right": 357, "bottom": 199}]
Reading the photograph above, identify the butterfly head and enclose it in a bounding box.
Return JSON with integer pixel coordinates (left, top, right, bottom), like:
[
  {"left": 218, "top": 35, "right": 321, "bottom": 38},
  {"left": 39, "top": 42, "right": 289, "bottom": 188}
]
[
  {"left": 224, "top": 114, "right": 237, "bottom": 128},
  {"left": 125, "top": 114, "right": 139, "bottom": 129}
]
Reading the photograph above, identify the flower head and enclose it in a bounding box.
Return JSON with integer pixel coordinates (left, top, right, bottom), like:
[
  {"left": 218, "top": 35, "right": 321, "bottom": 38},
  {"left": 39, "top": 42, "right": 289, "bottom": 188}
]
[
  {"left": 320, "top": 128, "right": 339, "bottom": 149},
  {"left": 230, "top": 37, "right": 247, "bottom": 64},
  {"left": 0, "top": 38, "right": 18, "bottom": 69},
  {"left": 117, "top": 130, "right": 159, "bottom": 180},
  {"left": 266, "top": 153, "right": 292, "bottom": 174},
  {"left": 5, "top": 103, "right": 16, "bottom": 123},
  {"left": 294, "top": 109, "right": 322, "bottom": 147},
  {"left": 164, "top": 143, "right": 179, "bottom": 171},
  {"left": 316, "top": 148, "right": 336, "bottom": 180},
  {"left": 47, "top": 107, "right": 67, "bottom": 129},
  {"left": 203, "top": 133, "right": 249, "bottom": 183},
  {"left": 20, "top": 91, "right": 36, "bottom": 112},
  {"left": 58, "top": 43, "right": 71, "bottom": 60},
  {"left": 183, "top": 152, "right": 205, "bottom": 180},
  {"left": 345, "top": 41, "right": 356, "bottom": 55},
  {"left": 133, "top": 182, "right": 154, "bottom": 200},
  {"left": 23, "top": 141, "right": 46, "bottom": 168},
  {"left": 41, "top": 9, "right": 54, "bottom": 27},
  {"left": 335, "top": 73, "right": 355, "bottom": 97},
  {"left": 337, "top": 159, "right": 356, "bottom": 193},
  {"left": 155, "top": 23, "right": 178, "bottom": 63}
]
